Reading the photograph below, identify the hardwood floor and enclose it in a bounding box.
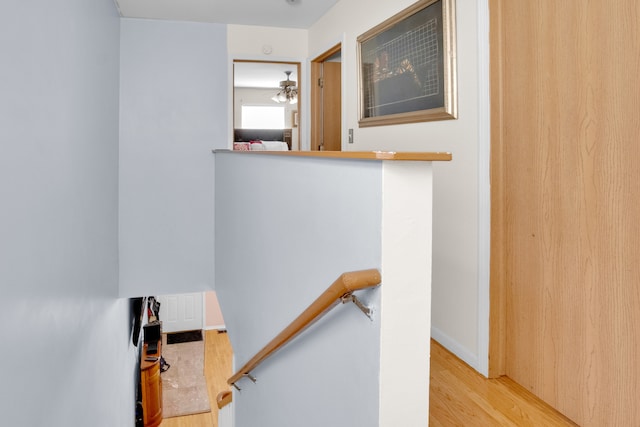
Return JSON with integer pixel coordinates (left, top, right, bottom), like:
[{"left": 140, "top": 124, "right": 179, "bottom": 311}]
[
  {"left": 430, "top": 340, "right": 578, "bottom": 426},
  {"left": 159, "top": 333, "right": 577, "bottom": 426},
  {"left": 160, "top": 330, "right": 233, "bottom": 427}
]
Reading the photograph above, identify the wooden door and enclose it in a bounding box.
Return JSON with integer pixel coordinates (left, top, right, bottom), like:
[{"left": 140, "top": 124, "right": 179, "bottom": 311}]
[
  {"left": 321, "top": 62, "right": 341, "bottom": 151},
  {"left": 157, "top": 293, "right": 203, "bottom": 333},
  {"left": 490, "top": 1, "right": 640, "bottom": 425},
  {"left": 311, "top": 45, "right": 342, "bottom": 151}
]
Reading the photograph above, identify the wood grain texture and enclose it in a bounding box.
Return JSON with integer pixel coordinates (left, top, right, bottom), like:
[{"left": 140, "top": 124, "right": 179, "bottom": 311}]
[
  {"left": 216, "top": 390, "right": 232, "bottom": 410},
  {"left": 488, "top": 0, "right": 506, "bottom": 379},
  {"left": 141, "top": 340, "right": 162, "bottom": 427},
  {"left": 321, "top": 61, "right": 342, "bottom": 152},
  {"left": 492, "top": 1, "right": 640, "bottom": 425},
  {"left": 215, "top": 150, "right": 452, "bottom": 161},
  {"left": 160, "top": 330, "right": 233, "bottom": 427},
  {"left": 310, "top": 43, "right": 343, "bottom": 152},
  {"left": 430, "top": 340, "right": 578, "bottom": 426},
  {"left": 227, "top": 269, "right": 381, "bottom": 386},
  {"left": 310, "top": 60, "right": 323, "bottom": 151}
]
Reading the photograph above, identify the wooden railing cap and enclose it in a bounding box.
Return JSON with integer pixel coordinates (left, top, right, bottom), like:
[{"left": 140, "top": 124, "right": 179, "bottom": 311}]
[
  {"left": 213, "top": 150, "right": 452, "bottom": 162},
  {"left": 340, "top": 269, "right": 382, "bottom": 293}
]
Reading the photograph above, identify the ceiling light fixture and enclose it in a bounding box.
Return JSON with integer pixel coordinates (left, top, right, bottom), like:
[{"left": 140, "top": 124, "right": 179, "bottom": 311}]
[{"left": 272, "top": 71, "right": 298, "bottom": 104}]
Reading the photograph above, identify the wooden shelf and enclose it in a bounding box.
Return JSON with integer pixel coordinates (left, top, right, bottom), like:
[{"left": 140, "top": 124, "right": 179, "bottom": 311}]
[
  {"left": 141, "top": 340, "right": 162, "bottom": 427},
  {"left": 213, "top": 149, "right": 452, "bottom": 162}
]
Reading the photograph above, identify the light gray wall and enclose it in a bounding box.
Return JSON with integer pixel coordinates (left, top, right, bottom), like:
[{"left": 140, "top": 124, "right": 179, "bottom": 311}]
[
  {"left": 215, "top": 153, "right": 382, "bottom": 427},
  {"left": 0, "top": 298, "right": 137, "bottom": 426},
  {"left": 119, "top": 19, "right": 228, "bottom": 297},
  {"left": 0, "top": 1, "right": 136, "bottom": 426}
]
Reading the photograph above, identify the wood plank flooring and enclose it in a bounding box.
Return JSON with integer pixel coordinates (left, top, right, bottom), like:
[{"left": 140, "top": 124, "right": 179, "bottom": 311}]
[
  {"left": 430, "top": 340, "right": 578, "bottom": 426},
  {"left": 159, "top": 332, "right": 577, "bottom": 426}
]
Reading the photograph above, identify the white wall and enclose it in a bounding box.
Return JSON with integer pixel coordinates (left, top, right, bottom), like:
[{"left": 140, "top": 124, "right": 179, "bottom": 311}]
[
  {"left": 0, "top": 1, "right": 137, "bottom": 425},
  {"left": 228, "top": 25, "right": 308, "bottom": 58},
  {"left": 308, "top": 0, "right": 486, "bottom": 372},
  {"left": 379, "top": 161, "right": 434, "bottom": 426},
  {"left": 119, "top": 19, "right": 228, "bottom": 297}
]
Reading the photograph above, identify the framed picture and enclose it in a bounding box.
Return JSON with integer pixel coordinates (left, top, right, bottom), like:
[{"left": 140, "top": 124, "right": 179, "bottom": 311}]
[{"left": 357, "top": 0, "right": 457, "bottom": 127}]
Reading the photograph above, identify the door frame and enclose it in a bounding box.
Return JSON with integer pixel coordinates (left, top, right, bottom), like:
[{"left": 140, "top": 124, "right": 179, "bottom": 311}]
[
  {"left": 310, "top": 43, "right": 342, "bottom": 151},
  {"left": 488, "top": 0, "right": 507, "bottom": 378}
]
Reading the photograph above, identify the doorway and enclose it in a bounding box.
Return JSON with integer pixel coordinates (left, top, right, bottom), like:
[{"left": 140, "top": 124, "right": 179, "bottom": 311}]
[
  {"left": 233, "top": 60, "right": 302, "bottom": 150},
  {"left": 156, "top": 293, "right": 203, "bottom": 333},
  {"left": 311, "top": 44, "right": 342, "bottom": 151}
]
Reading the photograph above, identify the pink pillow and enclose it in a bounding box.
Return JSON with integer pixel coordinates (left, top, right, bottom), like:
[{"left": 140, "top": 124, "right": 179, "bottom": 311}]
[{"left": 233, "top": 142, "right": 250, "bottom": 151}]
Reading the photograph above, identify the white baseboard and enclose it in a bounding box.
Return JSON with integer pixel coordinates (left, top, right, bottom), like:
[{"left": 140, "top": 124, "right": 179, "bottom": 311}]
[
  {"left": 218, "top": 400, "right": 234, "bottom": 427},
  {"left": 431, "top": 326, "right": 482, "bottom": 376}
]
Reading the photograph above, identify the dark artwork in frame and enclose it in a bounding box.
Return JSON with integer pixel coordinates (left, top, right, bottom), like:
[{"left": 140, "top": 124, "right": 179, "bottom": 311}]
[{"left": 358, "top": 0, "right": 457, "bottom": 127}]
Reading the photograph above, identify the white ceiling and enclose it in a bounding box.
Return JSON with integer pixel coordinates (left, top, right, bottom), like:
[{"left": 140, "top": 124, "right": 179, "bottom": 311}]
[{"left": 114, "top": 0, "right": 339, "bottom": 29}]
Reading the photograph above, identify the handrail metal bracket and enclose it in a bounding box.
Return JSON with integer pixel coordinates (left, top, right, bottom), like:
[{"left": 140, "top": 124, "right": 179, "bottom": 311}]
[
  {"left": 244, "top": 373, "right": 257, "bottom": 383},
  {"left": 231, "top": 372, "right": 257, "bottom": 392},
  {"left": 341, "top": 292, "right": 374, "bottom": 321}
]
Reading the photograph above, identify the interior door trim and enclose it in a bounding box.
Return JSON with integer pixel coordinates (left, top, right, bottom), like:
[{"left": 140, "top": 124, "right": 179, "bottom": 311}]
[{"left": 310, "top": 43, "right": 341, "bottom": 151}]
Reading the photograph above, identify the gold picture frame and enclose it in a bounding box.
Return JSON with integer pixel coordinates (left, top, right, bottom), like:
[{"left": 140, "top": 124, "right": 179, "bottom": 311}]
[{"left": 357, "top": 0, "right": 457, "bottom": 127}]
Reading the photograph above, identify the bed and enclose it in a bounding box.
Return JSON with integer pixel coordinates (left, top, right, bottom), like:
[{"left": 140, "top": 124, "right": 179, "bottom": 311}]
[{"left": 233, "top": 128, "right": 292, "bottom": 151}]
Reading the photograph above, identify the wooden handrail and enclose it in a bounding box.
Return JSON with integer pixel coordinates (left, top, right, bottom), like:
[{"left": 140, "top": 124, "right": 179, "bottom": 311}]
[
  {"left": 227, "top": 268, "right": 381, "bottom": 387},
  {"left": 216, "top": 390, "right": 232, "bottom": 409}
]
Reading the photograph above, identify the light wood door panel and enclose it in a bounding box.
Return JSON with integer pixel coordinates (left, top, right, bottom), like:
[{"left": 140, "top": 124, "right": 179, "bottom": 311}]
[
  {"left": 310, "top": 44, "right": 342, "bottom": 152},
  {"left": 490, "top": 1, "right": 640, "bottom": 425},
  {"left": 321, "top": 62, "right": 342, "bottom": 151}
]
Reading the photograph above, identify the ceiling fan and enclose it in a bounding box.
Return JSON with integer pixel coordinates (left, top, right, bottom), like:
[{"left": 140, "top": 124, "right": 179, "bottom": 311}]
[{"left": 272, "top": 71, "right": 298, "bottom": 104}]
